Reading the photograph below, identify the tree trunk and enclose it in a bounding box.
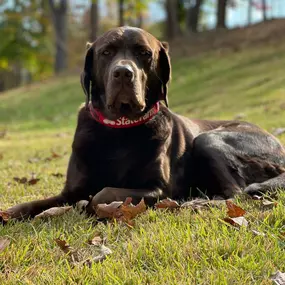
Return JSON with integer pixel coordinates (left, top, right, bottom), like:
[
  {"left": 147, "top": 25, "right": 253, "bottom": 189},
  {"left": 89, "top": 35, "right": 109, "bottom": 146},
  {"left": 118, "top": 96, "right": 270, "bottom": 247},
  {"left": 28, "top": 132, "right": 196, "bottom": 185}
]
[
  {"left": 90, "top": 0, "right": 99, "bottom": 41},
  {"left": 137, "top": 11, "right": 143, "bottom": 28},
  {"left": 216, "top": 0, "right": 227, "bottom": 29},
  {"left": 165, "top": 0, "right": 181, "bottom": 40},
  {"left": 247, "top": 0, "right": 252, "bottom": 25},
  {"left": 119, "top": 0, "right": 124, "bottom": 26},
  {"left": 262, "top": 0, "right": 267, "bottom": 21},
  {"left": 48, "top": 0, "right": 68, "bottom": 74},
  {"left": 187, "top": 0, "right": 203, "bottom": 33}
]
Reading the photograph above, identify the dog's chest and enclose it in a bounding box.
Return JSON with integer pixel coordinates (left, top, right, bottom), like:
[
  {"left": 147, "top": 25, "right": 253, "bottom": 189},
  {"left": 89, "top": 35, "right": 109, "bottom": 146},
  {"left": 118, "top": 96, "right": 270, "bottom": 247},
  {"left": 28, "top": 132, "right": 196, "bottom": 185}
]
[{"left": 84, "top": 134, "right": 162, "bottom": 188}]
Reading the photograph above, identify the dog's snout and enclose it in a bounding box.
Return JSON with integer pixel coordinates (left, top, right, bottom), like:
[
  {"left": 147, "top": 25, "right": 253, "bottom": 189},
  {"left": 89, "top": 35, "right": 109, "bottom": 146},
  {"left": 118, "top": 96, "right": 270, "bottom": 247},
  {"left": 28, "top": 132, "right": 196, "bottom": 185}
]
[{"left": 113, "top": 65, "right": 134, "bottom": 81}]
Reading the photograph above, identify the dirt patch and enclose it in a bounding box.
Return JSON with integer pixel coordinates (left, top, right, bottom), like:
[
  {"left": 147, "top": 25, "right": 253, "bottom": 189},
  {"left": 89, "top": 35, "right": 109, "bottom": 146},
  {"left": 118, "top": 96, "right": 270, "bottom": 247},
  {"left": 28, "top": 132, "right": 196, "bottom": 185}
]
[{"left": 169, "top": 19, "right": 285, "bottom": 57}]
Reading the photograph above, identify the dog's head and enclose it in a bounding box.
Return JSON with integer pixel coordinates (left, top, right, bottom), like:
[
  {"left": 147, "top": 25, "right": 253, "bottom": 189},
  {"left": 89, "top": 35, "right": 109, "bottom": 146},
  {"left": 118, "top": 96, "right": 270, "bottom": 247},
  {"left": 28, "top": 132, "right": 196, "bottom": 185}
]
[{"left": 81, "top": 26, "right": 171, "bottom": 120}]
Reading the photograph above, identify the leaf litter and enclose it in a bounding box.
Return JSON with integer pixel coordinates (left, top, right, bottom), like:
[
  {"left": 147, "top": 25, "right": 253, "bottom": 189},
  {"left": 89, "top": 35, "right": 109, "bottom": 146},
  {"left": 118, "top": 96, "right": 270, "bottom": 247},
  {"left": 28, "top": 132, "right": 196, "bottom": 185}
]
[{"left": 55, "top": 233, "right": 112, "bottom": 267}]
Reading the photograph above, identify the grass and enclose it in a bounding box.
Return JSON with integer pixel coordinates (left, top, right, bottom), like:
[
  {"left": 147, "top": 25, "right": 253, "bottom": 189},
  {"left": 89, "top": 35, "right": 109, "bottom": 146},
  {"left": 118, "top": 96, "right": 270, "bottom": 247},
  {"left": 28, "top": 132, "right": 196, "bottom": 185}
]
[{"left": 1, "top": 40, "right": 285, "bottom": 284}]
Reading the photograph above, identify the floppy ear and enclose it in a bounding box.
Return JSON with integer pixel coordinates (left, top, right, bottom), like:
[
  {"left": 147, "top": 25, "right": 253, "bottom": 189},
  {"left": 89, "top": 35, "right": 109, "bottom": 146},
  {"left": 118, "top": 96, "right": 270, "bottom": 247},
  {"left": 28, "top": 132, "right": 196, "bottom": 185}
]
[
  {"left": 158, "top": 41, "right": 171, "bottom": 107},
  {"left": 80, "top": 42, "right": 95, "bottom": 110}
]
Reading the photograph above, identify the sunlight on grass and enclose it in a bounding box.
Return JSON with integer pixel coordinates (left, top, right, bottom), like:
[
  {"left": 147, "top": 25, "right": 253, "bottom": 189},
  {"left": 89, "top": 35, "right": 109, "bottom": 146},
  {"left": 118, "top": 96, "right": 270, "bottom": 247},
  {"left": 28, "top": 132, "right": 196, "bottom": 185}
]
[{"left": 1, "top": 41, "right": 285, "bottom": 284}]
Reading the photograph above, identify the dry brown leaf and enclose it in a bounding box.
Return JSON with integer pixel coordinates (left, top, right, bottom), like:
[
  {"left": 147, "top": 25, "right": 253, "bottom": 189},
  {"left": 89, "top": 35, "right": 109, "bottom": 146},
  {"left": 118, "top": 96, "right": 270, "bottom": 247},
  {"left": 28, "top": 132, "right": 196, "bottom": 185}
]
[
  {"left": 51, "top": 173, "right": 64, "bottom": 178},
  {"left": 155, "top": 198, "right": 180, "bottom": 209},
  {"left": 0, "top": 211, "right": 11, "bottom": 222},
  {"left": 262, "top": 199, "right": 278, "bottom": 208},
  {"left": 226, "top": 200, "right": 246, "bottom": 218},
  {"left": 13, "top": 177, "right": 27, "bottom": 184},
  {"left": 117, "top": 198, "right": 147, "bottom": 222},
  {"left": 0, "top": 238, "right": 10, "bottom": 252},
  {"left": 13, "top": 177, "right": 40, "bottom": 186},
  {"left": 224, "top": 216, "right": 248, "bottom": 227},
  {"left": 35, "top": 206, "right": 72, "bottom": 219},
  {"left": 28, "top": 178, "right": 40, "bottom": 185},
  {"left": 270, "top": 271, "right": 285, "bottom": 285},
  {"left": 88, "top": 235, "right": 103, "bottom": 246},
  {"left": 54, "top": 238, "right": 79, "bottom": 262},
  {"left": 95, "top": 198, "right": 146, "bottom": 226},
  {"left": 181, "top": 198, "right": 225, "bottom": 210},
  {"left": 95, "top": 201, "right": 123, "bottom": 219},
  {"left": 45, "top": 151, "right": 62, "bottom": 161}
]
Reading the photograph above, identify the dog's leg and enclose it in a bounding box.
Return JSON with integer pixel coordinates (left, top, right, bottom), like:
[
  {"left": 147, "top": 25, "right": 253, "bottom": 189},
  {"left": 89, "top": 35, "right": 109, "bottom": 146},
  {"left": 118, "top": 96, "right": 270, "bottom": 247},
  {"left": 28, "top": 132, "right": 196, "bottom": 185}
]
[
  {"left": 86, "top": 187, "right": 165, "bottom": 213},
  {"left": 244, "top": 172, "right": 285, "bottom": 195},
  {"left": 5, "top": 194, "right": 68, "bottom": 220}
]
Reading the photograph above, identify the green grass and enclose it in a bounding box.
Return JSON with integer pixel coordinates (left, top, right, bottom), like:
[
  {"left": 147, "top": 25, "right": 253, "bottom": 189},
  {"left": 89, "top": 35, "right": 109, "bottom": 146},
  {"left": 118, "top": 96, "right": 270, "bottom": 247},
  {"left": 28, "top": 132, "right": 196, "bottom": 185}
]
[{"left": 1, "top": 41, "right": 285, "bottom": 284}]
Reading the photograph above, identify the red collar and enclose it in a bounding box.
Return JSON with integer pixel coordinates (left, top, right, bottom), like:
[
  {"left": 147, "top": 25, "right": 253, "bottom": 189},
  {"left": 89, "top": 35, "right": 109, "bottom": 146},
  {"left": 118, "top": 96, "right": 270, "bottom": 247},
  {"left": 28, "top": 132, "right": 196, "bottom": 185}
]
[{"left": 89, "top": 102, "right": 160, "bottom": 128}]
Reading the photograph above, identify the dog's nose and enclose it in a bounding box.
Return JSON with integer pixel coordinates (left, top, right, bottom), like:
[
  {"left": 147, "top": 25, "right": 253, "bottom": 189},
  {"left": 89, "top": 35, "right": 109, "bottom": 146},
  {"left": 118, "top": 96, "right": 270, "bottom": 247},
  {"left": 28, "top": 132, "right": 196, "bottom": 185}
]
[{"left": 113, "top": 65, "right": 134, "bottom": 82}]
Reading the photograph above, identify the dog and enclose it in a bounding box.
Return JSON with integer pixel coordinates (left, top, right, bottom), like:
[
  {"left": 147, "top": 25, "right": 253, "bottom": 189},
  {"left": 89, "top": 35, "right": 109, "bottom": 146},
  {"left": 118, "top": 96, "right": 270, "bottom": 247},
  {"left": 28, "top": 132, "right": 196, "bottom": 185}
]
[{"left": 5, "top": 26, "right": 285, "bottom": 220}]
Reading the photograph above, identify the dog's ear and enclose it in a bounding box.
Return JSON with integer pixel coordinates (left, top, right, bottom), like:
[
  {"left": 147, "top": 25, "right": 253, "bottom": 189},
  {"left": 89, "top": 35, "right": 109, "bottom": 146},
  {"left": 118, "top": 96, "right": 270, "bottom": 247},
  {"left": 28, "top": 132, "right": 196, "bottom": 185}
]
[
  {"left": 158, "top": 41, "right": 171, "bottom": 107},
  {"left": 81, "top": 42, "right": 95, "bottom": 110}
]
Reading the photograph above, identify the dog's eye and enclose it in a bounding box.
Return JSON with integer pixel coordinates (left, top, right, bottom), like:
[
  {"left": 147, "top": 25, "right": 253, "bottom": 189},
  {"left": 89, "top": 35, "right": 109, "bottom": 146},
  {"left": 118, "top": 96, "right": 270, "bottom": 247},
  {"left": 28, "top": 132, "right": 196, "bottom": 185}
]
[
  {"left": 141, "top": 50, "right": 151, "bottom": 56},
  {"left": 102, "top": 50, "right": 110, "bottom": 56}
]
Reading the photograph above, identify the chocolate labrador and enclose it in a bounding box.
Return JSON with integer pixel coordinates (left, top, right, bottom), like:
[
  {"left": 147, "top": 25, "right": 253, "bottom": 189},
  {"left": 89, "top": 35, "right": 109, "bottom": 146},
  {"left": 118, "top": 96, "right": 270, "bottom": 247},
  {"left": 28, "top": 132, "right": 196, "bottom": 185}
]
[{"left": 6, "top": 26, "right": 285, "bottom": 220}]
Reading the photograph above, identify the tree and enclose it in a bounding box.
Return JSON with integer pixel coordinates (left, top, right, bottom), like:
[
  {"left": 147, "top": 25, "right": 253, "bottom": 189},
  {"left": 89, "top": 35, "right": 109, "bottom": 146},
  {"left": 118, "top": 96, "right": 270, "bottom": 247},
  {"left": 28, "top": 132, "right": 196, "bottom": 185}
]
[
  {"left": 0, "top": 0, "right": 52, "bottom": 91},
  {"left": 165, "top": 0, "right": 181, "bottom": 39},
  {"left": 90, "top": 0, "right": 99, "bottom": 41},
  {"left": 186, "top": 0, "right": 204, "bottom": 33},
  {"left": 247, "top": 0, "right": 253, "bottom": 25},
  {"left": 216, "top": 0, "right": 228, "bottom": 29},
  {"left": 119, "top": 0, "right": 124, "bottom": 26},
  {"left": 48, "top": 0, "right": 68, "bottom": 73},
  {"left": 262, "top": 0, "right": 267, "bottom": 21}
]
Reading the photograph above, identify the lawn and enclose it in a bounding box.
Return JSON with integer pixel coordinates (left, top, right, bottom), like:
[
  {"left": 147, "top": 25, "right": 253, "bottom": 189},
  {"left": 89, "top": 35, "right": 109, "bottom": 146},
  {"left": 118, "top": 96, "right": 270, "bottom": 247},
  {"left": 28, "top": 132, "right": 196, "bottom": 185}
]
[{"left": 1, "top": 39, "right": 285, "bottom": 284}]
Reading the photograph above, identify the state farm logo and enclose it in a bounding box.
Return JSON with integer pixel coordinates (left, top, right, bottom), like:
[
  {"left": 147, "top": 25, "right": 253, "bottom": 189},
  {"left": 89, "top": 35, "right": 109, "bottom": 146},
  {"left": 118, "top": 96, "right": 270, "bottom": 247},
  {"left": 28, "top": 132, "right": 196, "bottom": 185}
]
[{"left": 104, "top": 107, "right": 156, "bottom": 126}]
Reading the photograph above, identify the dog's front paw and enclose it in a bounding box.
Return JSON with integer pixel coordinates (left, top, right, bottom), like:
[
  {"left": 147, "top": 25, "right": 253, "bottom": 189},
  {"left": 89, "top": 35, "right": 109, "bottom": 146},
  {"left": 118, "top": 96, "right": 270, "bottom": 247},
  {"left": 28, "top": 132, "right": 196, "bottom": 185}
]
[{"left": 86, "top": 187, "right": 119, "bottom": 213}]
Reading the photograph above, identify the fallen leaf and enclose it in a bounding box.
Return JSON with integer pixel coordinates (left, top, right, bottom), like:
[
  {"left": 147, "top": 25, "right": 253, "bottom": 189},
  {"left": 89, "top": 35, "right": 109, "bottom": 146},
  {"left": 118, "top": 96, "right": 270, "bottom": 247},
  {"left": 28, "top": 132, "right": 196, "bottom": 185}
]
[
  {"left": 95, "top": 198, "right": 147, "bottom": 226},
  {"left": 0, "top": 211, "right": 10, "bottom": 222},
  {"left": 251, "top": 229, "right": 266, "bottom": 236},
  {"left": 155, "top": 198, "right": 180, "bottom": 209},
  {"left": 0, "top": 238, "right": 10, "bottom": 252},
  {"left": 13, "top": 177, "right": 28, "bottom": 184},
  {"left": 95, "top": 201, "right": 124, "bottom": 219},
  {"left": 28, "top": 178, "right": 40, "bottom": 185},
  {"left": 224, "top": 216, "right": 248, "bottom": 227},
  {"left": 51, "top": 173, "right": 64, "bottom": 178},
  {"left": 262, "top": 199, "right": 277, "bottom": 208},
  {"left": 54, "top": 238, "right": 79, "bottom": 262},
  {"left": 35, "top": 206, "right": 72, "bottom": 219},
  {"left": 13, "top": 177, "right": 40, "bottom": 186},
  {"left": 117, "top": 198, "right": 147, "bottom": 225},
  {"left": 181, "top": 198, "right": 225, "bottom": 210},
  {"left": 226, "top": 200, "right": 246, "bottom": 218},
  {"left": 83, "top": 245, "right": 112, "bottom": 266},
  {"left": 88, "top": 235, "right": 103, "bottom": 246},
  {"left": 270, "top": 271, "right": 285, "bottom": 285},
  {"left": 45, "top": 151, "right": 62, "bottom": 161}
]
